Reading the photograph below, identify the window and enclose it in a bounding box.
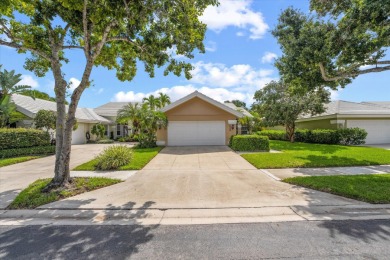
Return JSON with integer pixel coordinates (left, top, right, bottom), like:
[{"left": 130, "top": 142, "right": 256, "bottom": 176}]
[
  {"left": 117, "top": 124, "right": 121, "bottom": 136},
  {"left": 241, "top": 126, "right": 249, "bottom": 135}
]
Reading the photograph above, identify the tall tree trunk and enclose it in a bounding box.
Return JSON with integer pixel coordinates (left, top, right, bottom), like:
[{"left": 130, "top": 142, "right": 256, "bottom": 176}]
[
  {"left": 286, "top": 123, "right": 295, "bottom": 142},
  {"left": 49, "top": 59, "right": 94, "bottom": 188}
]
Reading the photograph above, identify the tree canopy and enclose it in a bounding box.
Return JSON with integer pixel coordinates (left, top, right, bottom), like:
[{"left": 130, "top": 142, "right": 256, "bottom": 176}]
[
  {"left": 34, "top": 109, "right": 56, "bottom": 133},
  {"left": 253, "top": 81, "right": 330, "bottom": 142},
  {"left": 273, "top": 0, "right": 390, "bottom": 90},
  {"left": 0, "top": 0, "right": 217, "bottom": 187}
]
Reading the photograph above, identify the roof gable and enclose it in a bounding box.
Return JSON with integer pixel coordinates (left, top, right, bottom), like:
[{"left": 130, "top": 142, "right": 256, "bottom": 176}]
[{"left": 161, "top": 91, "right": 244, "bottom": 118}]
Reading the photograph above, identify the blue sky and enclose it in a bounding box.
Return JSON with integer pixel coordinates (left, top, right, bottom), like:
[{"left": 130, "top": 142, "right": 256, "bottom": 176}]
[{"left": 1, "top": 0, "right": 389, "bottom": 108}]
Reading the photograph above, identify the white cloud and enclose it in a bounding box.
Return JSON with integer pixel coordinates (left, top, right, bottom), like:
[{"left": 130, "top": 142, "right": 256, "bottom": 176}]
[
  {"left": 236, "top": 31, "right": 245, "bottom": 37},
  {"left": 261, "top": 52, "right": 278, "bottom": 63},
  {"left": 68, "top": 77, "right": 81, "bottom": 91},
  {"left": 165, "top": 46, "right": 188, "bottom": 60},
  {"left": 96, "top": 88, "right": 104, "bottom": 94},
  {"left": 190, "top": 61, "right": 274, "bottom": 88},
  {"left": 330, "top": 89, "right": 340, "bottom": 101},
  {"left": 18, "top": 75, "right": 39, "bottom": 88},
  {"left": 205, "top": 41, "right": 217, "bottom": 52},
  {"left": 113, "top": 85, "right": 255, "bottom": 105},
  {"left": 200, "top": 0, "right": 269, "bottom": 39}
]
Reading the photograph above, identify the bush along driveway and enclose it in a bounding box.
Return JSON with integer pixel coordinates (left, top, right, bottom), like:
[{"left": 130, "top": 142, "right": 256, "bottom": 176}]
[
  {"left": 242, "top": 140, "right": 390, "bottom": 169},
  {"left": 73, "top": 147, "right": 163, "bottom": 171}
]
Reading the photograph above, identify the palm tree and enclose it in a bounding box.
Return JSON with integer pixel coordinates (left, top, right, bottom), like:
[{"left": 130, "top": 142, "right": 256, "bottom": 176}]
[
  {"left": 117, "top": 103, "right": 142, "bottom": 134},
  {"left": 0, "top": 66, "right": 33, "bottom": 101},
  {"left": 142, "top": 95, "right": 161, "bottom": 110},
  {"left": 0, "top": 66, "right": 32, "bottom": 127},
  {"left": 158, "top": 92, "right": 171, "bottom": 108}
]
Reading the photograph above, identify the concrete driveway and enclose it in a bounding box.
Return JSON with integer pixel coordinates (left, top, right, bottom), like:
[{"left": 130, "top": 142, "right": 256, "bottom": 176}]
[
  {"left": 0, "top": 144, "right": 120, "bottom": 209},
  {"left": 42, "top": 146, "right": 366, "bottom": 210}
]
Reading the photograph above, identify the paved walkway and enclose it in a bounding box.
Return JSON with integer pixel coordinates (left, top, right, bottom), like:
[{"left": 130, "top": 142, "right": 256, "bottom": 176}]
[
  {"left": 41, "top": 146, "right": 366, "bottom": 210},
  {"left": 0, "top": 144, "right": 130, "bottom": 209},
  {"left": 266, "top": 165, "right": 390, "bottom": 180}
]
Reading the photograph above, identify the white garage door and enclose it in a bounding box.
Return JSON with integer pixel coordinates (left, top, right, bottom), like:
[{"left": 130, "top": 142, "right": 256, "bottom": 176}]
[
  {"left": 168, "top": 121, "right": 225, "bottom": 146},
  {"left": 347, "top": 120, "right": 390, "bottom": 144},
  {"left": 72, "top": 123, "right": 86, "bottom": 145}
]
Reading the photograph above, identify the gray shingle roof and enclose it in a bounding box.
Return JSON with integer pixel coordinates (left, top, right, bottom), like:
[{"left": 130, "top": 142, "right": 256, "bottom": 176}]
[
  {"left": 12, "top": 94, "right": 111, "bottom": 124},
  {"left": 94, "top": 102, "right": 138, "bottom": 117},
  {"left": 299, "top": 100, "right": 390, "bottom": 119}
]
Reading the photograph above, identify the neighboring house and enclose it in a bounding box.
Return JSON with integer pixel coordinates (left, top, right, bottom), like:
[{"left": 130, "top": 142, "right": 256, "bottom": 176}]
[
  {"left": 157, "top": 91, "right": 247, "bottom": 146},
  {"left": 11, "top": 94, "right": 111, "bottom": 144},
  {"left": 296, "top": 100, "right": 390, "bottom": 144},
  {"left": 93, "top": 102, "right": 138, "bottom": 139}
]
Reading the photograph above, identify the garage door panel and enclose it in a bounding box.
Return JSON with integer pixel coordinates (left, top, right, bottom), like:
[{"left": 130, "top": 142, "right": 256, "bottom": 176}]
[
  {"left": 347, "top": 120, "right": 390, "bottom": 144},
  {"left": 168, "top": 121, "right": 225, "bottom": 146}
]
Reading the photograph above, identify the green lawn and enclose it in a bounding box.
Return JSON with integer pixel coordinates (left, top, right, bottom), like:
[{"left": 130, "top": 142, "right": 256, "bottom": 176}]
[
  {"left": 8, "top": 177, "right": 122, "bottom": 209},
  {"left": 73, "top": 147, "right": 163, "bottom": 171},
  {"left": 284, "top": 174, "right": 390, "bottom": 204},
  {"left": 0, "top": 156, "right": 41, "bottom": 168},
  {"left": 242, "top": 140, "right": 390, "bottom": 168}
]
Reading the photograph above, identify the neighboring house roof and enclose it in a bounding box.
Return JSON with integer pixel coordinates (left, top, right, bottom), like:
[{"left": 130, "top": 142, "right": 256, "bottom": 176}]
[
  {"left": 160, "top": 91, "right": 245, "bottom": 118},
  {"left": 298, "top": 100, "right": 390, "bottom": 121},
  {"left": 94, "top": 102, "right": 138, "bottom": 117},
  {"left": 11, "top": 94, "right": 111, "bottom": 124},
  {"left": 223, "top": 102, "right": 252, "bottom": 117}
]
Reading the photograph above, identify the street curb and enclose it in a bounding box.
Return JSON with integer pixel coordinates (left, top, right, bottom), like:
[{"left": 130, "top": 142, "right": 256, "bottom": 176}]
[{"left": 1, "top": 205, "right": 389, "bottom": 226}]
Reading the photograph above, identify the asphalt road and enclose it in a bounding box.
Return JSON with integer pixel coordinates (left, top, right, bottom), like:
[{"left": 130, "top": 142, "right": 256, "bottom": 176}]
[{"left": 1, "top": 220, "right": 390, "bottom": 259}]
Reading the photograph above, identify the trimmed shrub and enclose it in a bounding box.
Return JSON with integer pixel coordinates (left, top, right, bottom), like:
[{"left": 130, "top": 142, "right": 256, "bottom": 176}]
[
  {"left": 231, "top": 135, "right": 270, "bottom": 152},
  {"left": 295, "top": 129, "right": 339, "bottom": 144},
  {"left": 0, "top": 145, "right": 55, "bottom": 158},
  {"left": 338, "top": 128, "right": 367, "bottom": 145},
  {"left": 257, "top": 130, "right": 287, "bottom": 141},
  {"left": 0, "top": 128, "right": 50, "bottom": 149},
  {"left": 96, "top": 138, "right": 114, "bottom": 144},
  {"left": 95, "top": 145, "right": 133, "bottom": 170}
]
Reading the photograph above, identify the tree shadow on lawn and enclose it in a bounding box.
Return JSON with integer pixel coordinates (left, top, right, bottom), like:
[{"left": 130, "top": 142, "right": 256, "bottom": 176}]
[
  {"left": 0, "top": 200, "right": 159, "bottom": 259},
  {"left": 294, "top": 154, "right": 385, "bottom": 168}
]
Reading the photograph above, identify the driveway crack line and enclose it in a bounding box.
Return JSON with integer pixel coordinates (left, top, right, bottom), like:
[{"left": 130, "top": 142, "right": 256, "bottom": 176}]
[{"left": 289, "top": 206, "right": 309, "bottom": 221}]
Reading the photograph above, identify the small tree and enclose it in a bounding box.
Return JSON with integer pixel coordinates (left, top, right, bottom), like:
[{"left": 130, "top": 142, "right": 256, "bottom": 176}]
[
  {"left": 34, "top": 110, "right": 56, "bottom": 133},
  {"left": 253, "top": 81, "right": 330, "bottom": 142},
  {"left": 91, "top": 123, "right": 105, "bottom": 140}
]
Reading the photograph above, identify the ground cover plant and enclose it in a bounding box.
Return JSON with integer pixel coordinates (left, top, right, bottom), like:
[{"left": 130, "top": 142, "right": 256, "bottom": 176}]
[
  {"left": 284, "top": 174, "right": 390, "bottom": 204},
  {"left": 8, "top": 177, "right": 122, "bottom": 209},
  {"left": 95, "top": 145, "right": 133, "bottom": 170},
  {"left": 242, "top": 140, "right": 390, "bottom": 168},
  {"left": 0, "top": 156, "right": 41, "bottom": 167},
  {"left": 74, "top": 147, "right": 162, "bottom": 171}
]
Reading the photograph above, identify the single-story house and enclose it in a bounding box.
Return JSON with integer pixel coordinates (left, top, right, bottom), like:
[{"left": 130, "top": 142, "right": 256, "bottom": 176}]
[
  {"left": 93, "top": 101, "right": 137, "bottom": 139},
  {"left": 296, "top": 100, "right": 390, "bottom": 144},
  {"left": 157, "top": 91, "right": 246, "bottom": 146},
  {"left": 12, "top": 94, "right": 112, "bottom": 144}
]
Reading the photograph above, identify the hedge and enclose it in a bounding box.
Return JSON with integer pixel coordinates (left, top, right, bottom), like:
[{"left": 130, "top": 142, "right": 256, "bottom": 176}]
[
  {"left": 256, "top": 130, "right": 287, "bottom": 141},
  {"left": 295, "top": 129, "right": 340, "bottom": 144},
  {"left": 338, "top": 128, "right": 367, "bottom": 145},
  {"left": 0, "top": 145, "right": 55, "bottom": 159},
  {"left": 257, "top": 128, "right": 367, "bottom": 145},
  {"left": 230, "top": 135, "right": 270, "bottom": 151},
  {"left": 0, "top": 128, "right": 50, "bottom": 149}
]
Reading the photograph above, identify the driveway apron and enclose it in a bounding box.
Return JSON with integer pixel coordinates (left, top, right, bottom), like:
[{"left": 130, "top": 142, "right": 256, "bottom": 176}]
[
  {"left": 0, "top": 144, "right": 119, "bottom": 209},
  {"left": 41, "top": 146, "right": 366, "bottom": 210}
]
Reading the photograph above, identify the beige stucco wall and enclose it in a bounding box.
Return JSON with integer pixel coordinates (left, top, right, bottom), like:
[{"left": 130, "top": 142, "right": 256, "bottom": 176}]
[
  {"left": 296, "top": 118, "right": 337, "bottom": 130},
  {"left": 156, "top": 97, "right": 238, "bottom": 145}
]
